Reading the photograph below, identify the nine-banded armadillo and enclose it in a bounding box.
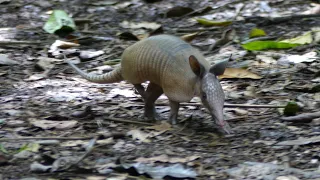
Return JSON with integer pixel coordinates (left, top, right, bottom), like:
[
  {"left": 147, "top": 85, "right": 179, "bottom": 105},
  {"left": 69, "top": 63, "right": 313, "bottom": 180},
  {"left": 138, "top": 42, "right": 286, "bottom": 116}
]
[{"left": 66, "top": 34, "right": 232, "bottom": 134}]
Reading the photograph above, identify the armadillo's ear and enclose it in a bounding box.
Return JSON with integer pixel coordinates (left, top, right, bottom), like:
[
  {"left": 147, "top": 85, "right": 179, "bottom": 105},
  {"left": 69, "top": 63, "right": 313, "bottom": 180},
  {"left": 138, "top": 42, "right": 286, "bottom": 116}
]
[
  {"left": 189, "top": 55, "right": 205, "bottom": 78},
  {"left": 209, "top": 55, "right": 230, "bottom": 76}
]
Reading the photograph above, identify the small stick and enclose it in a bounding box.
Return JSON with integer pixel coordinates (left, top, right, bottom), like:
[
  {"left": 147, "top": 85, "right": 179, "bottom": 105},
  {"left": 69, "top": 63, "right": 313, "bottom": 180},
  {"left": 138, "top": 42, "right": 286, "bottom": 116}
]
[
  {"left": 176, "top": 27, "right": 220, "bottom": 33},
  {"left": 232, "top": 3, "right": 244, "bottom": 21},
  {"left": 270, "top": 14, "right": 320, "bottom": 23},
  {"left": 281, "top": 112, "right": 320, "bottom": 122},
  {"left": 75, "top": 53, "right": 120, "bottom": 65},
  {"left": 157, "top": 102, "right": 285, "bottom": 108},
  {"left": 226, "top": 116, "right": 248, "bottom": 121},
  {"left": 224, "top": 103, "right": 285, "bottom": 108},
  {"left": 72, "top": 136, "right": 98, "bottom": 166},
  {"left": 243, "top": 14, "right": 320, "bottom": 25},
  {"left": 104, "top": 117, "right": 154, "bottom": 126},
  {"left": 176, "top": 6, "right": 212, "bottom": 20},
  {"left": 0, "top": 40, "right": 41, "bottom": 45},
  {"left": 101, "top": 102, "right": 285, "bottom": 108},
  {"left": 74, "top": 18, "right": 93, "bottom": 24},
  {"left": 241, "top": 36, "right": 277, "bottom": 44},
  {"left": 0, "top": 137, "right": 92, "bottom": 142},
  {"left": 0, "top": 133, "right": 125, "bottom": 142}
]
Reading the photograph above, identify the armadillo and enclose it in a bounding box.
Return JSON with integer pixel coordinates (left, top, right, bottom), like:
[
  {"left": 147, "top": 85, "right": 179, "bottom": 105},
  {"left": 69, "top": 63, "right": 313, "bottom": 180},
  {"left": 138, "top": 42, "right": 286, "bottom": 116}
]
[{"left": 66, "top": 34, "right": 232, "bottom": 134}]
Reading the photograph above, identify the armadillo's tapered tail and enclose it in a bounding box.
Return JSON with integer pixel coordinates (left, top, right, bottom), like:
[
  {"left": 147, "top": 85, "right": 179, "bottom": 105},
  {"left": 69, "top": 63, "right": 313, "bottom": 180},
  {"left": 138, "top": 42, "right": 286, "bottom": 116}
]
[{"left": 66, "top": 61, "right": 123, "bottom": 83}]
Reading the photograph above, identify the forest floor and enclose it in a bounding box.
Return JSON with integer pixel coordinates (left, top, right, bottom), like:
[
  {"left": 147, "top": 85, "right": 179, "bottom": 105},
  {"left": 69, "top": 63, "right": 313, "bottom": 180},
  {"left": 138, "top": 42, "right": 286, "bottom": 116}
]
[{"left": 0, "top": 0, "right": 320, "bottom": 179}]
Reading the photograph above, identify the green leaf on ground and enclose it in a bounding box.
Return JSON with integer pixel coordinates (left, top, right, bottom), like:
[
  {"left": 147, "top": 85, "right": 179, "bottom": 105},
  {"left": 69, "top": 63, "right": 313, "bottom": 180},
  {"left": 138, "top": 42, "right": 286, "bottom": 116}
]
[
  {"left": 249, "top": 28, "right": 266, "bottom": 38},
  {"left": 197, "top": 18, "right": 232, "bottom": 26},
  {"left": 284, "top": 101, "right": 299, "bottom": 116},
  {"left": 18, "top": 143, "right": 40, "bottom": 153},
  {"left": 281, "top": 31, "right": 313, "bottom": 44},
  {"left": 0, "top": 144, "right": 8, "bottom": 154},
  {"left": 43, "top": 10, "right": 76, "bottom": 34},
  {"left": 241, "top": 41, "right": 300, "bottom": 51}
]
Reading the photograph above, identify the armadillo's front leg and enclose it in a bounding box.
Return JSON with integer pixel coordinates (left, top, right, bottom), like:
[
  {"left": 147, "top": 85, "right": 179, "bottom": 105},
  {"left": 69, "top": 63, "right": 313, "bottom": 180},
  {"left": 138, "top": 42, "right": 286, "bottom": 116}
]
[
  {"left": 144, "top": 83, "right": 163, "bottom": 120},
  {"left": 134, "top": 84, "right": 146, "bottom": 100},
  {"left": 169, "top": 100, "right": 180, "bottom": 124}
]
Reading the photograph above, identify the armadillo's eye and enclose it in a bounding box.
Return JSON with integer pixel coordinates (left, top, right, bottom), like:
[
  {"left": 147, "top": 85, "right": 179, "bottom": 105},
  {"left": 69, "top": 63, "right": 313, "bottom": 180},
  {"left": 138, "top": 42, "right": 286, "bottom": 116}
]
[{"left": 202, "top": 92, "right": 207, "bottom": 99}]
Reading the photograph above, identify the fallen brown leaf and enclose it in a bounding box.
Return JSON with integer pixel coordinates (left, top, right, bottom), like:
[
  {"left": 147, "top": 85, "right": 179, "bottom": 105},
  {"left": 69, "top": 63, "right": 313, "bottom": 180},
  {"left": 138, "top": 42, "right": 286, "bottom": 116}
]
[
  {"left": 30, "top": 119, "right": 78, "bottom": 130},
  {"left": 219, "top": 68, "right": 262, "bottom": 79},
  {"left": 145, "top": 121, "right": 172, "bottom": 131}
]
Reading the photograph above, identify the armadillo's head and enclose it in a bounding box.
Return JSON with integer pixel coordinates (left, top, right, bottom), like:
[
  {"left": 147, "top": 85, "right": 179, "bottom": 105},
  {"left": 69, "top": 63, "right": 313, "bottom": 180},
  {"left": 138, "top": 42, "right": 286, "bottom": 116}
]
[{"left": 189, "top": 55, "right": 232, "bottom": 134}]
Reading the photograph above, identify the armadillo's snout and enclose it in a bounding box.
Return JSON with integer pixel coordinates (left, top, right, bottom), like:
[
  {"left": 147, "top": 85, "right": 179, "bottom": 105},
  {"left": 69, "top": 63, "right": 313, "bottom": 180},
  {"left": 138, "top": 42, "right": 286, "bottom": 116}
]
[
  {"left": 212, "top": 115, "right": 232, "bottom": 134},
  {"left": 218, "top": 120, "right": 232, "bottom": 134}
]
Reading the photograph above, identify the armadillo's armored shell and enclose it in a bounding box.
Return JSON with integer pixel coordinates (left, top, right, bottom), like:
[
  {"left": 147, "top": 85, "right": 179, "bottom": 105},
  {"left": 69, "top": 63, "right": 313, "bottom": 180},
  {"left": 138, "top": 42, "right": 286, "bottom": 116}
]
[{"left": 121, "top": 35, "right": 210, "bottom": 102}]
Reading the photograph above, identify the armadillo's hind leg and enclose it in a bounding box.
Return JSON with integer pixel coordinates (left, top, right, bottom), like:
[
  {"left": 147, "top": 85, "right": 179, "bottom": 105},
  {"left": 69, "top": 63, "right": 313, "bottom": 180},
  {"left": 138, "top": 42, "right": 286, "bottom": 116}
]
[
  {"left": 144, "top": 82, "right": 163, "bottom": 121},
  {"left": 169, "top": 100, "right": 180, "bottom": 124},
  {"left": 134, "top": 84, "right": 146, "bottom": 100}
]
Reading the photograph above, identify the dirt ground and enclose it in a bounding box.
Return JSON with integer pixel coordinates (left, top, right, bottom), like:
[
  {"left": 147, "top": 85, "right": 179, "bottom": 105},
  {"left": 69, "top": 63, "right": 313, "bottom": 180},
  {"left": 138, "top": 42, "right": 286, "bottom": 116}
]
[{"left": 0, "top": 0, "right": 320, "bottom": 179}]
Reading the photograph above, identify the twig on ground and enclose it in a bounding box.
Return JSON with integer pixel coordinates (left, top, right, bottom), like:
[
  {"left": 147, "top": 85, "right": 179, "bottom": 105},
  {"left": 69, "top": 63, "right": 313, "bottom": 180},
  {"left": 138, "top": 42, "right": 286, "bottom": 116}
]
[
  {"left": 241, "top": 36, "right": 278, "bottom": 44},
  {"left": 178, "top": 0, "right": 247, "bottom": 21},
  {"left": 244, "top": 14, "right": 320, "bottom": 25},
  {"left": 226, "top": 114, "right": 274, "bottom": 122},
  {"left": 174, "top": 122, "right": 189, "bottom": 135},
  {"left": 74, "top": 18, "right": 93, "bottom": 24},
  {"left": 232, "top": 3, "right": 244, "bottom": 21},
  {"left": 0, "top": 40, "right": 41, "bottom": 46},
  {"left": 280, "top": 111, "right": 320, "bottom": 123},
  {"left": 206, "top": 29, "right": 232, "bottom": 53},
  {"left": 176, "top": 6, "right": 213, "bottom": 20},
  {"left": 176, "top": 27, "right": 220, "bottom": 33},
  {"left": 158, "top": 102, "right": 285, "bottom": 108},
  {"left": 60, "top": 136, "right": 100, "bottom": 171},
  {"left": 103, "top": 102, "right": 285, "bottom": 108},
  {"left": 73, "top": 136, "right": 98, "bottom": 166},
  {"left": 0, "top": 132, "right": 126, "bottom": 142},
  {"left": 226, "top": 116, "right": 248, "bottom": 121},
  {"left": 104, "top": 117, "right": 154, "bottom": 126},
  {"left": 74, "top": 53, "right": 120, "bottom": 65},
  {"left": 224, "top": 103, "right": 285, "bottom": 108},
  {"left": 0, "top": 137, "right": 92, "bottom": 142}
]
